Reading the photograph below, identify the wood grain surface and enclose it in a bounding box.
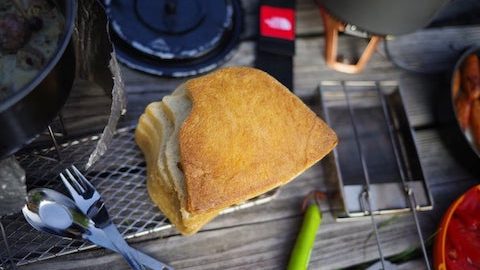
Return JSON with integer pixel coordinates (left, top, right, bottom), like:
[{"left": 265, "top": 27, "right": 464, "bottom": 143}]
[{"left": 16, "top": 0, "right": 480, "bottom": 269}]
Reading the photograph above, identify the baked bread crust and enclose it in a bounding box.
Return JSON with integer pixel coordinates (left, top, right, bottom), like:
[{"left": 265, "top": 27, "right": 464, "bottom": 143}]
[{"left": 180, "top": 67, "right": 338, "bottom": 214}]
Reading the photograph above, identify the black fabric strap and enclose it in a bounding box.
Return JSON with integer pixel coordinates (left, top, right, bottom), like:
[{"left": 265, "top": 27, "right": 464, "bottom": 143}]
[{"left": 255, "top": 0, "right": 296, "bottom": 91}]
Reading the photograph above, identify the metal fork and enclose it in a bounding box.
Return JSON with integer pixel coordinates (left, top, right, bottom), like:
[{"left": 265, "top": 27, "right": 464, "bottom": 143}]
[{"left": 60, "top": 165, "right": 172, "bottom": 270}]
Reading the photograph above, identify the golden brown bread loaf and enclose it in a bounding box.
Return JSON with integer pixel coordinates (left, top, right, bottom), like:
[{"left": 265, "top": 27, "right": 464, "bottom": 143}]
[{"left": 136, "top": 66, "right": 337, "bottom": 235}]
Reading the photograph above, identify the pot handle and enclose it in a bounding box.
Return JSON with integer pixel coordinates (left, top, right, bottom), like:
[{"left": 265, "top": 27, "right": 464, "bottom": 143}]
[{"left": 320, "top": 7, "right": 382, "bottom": 74}]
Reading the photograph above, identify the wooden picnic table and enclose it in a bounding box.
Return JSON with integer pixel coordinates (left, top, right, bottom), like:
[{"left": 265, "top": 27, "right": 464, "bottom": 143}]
[{"left": 19, "top": 0, "right": 480, "bottom": 269}]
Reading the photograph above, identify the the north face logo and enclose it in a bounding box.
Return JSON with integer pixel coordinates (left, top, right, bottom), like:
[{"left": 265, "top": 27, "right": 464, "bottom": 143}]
[
  {"left": 265, "top": 16, "right": 292, "bottom": 31},
  {"left": 260, "top": 6, "right": 295, "bottom": 40}
]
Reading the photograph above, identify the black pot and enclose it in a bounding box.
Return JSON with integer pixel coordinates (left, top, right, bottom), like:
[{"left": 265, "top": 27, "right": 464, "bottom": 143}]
[
  {"left": 0, "top": 0, "right": 77, "bottom": 159},
  {"left": 317, "top": 0, "right": 448, "bottom": 36}
]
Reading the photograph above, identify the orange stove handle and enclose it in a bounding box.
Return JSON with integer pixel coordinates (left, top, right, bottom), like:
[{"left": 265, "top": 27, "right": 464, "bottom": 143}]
[{"left": 319, "top": 7, "right": 382, "bottom": 74}]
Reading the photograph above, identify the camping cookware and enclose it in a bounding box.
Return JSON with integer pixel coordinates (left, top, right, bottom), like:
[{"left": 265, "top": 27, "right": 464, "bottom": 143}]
[
  {"left": 315, "top": 0, "right": 448, "bottom": 73},
  {"left": 437, "top": 46, "right": 480, "bottom": 175},
  {"left": 0, "top": 0, "right": 76, "bottom": 159}
]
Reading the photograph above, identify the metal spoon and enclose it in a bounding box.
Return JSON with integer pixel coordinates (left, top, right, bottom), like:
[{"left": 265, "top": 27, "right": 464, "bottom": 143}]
[{"left": 23, "top": 188, "right": 173, "bottom": 270}]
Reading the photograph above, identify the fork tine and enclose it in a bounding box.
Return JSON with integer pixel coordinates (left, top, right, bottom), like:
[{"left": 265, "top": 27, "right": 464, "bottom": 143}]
[
  {"left": 71, "top": 165, "right": 95, "bottom": 190},
  {"left": 60, "top": 172, "right": 81, "bottom": 195},
  {"left": 64, "top": 168, "right": 85, "bottom": 193}
]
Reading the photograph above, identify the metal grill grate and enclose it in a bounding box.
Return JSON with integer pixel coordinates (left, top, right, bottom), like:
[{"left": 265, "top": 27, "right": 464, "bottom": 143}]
[
  {"left": 319, "top": 81, "right": 432, "bottom": 270},
  {"left": 0, "top": 126, "right": 279, "bottom": 268}
]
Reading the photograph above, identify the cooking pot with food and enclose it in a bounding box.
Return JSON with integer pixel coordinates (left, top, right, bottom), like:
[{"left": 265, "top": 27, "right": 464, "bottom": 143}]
[
  {"left": 0, "top": 0, "right": 76, "bottom": 159},
  {"left": 435, "top": 46, "right": 480, "bottom": 176}
]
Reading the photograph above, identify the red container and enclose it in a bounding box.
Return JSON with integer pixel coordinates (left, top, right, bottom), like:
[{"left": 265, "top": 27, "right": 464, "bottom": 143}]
[{"left": 434, "top": 185, "right": 480, "bottom": 270}]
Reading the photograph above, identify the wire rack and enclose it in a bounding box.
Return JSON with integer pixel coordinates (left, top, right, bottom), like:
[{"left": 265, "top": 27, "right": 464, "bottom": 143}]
[
  {"left": 319, "top": 81, "right": 432, "bottom": 270},
  {"left": 0, "top": 126, "right": 279, "bottom": 268}
]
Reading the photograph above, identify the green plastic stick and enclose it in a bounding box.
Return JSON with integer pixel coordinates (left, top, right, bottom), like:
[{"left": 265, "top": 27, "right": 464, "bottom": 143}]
[{"left": 287, "top": 203, "right": 322, "bottom": 270}]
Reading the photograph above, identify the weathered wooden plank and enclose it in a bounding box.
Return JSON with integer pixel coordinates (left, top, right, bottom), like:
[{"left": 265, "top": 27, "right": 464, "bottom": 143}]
[
  {"left": 19, "top": 213, "right": 428, "bottom": 270},
  {"left": 239, "top": 0, "right": 258, "bottom": 40},
  {"left": 294, "top": 37, "right": 400, "bottom": 94},
  {"left": 297, "top": 0, "right": 324, "bottom": 36},
  {"left": 380, "top": 25, "right": 480, "bottom": 74},
  {"left": 122, "top": 36, "right": 399, "bottom": 97},
  {"left": 398, "top": 72, "right": 448, "bottom": 128},
  {"left": 416, "top": 129, "right": 474, "bottom": 186}
]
